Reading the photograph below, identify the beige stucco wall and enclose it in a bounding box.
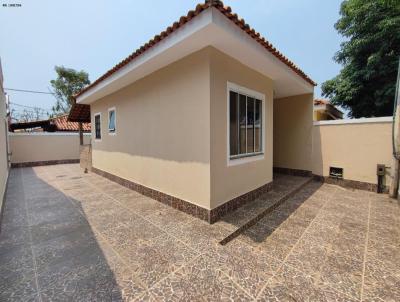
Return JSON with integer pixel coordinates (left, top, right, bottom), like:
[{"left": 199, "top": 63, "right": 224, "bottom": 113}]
[
  {"left": 9, "top": 133, "right": 90, "bottom": 164},
  {"left": 90, "top": 48, "right": 211, "bottom": 209},
  {"left": 313, "top": 120, "right": 392, "bottom": 185},
  {"left": 0, "top": 90, "right": 8, "bottom": 202},
  {"left": 274, "top": 94, "right": 314, "bottom": 172},
  {"left": 210, "top": 48, "right": 274, "bottom": 209}
]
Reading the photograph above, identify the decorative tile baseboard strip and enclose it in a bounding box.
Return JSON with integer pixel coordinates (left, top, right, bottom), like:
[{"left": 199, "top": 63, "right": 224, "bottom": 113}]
[
  {"left": 0, "top": 170, "right": 10, "bottom": 234},
  {"left": 313, "top": 175, "right": 387, "bottom": 193},
  {"left": 209, "top": 182, "right": 273, "bottom": 223},
  {"left": 219, "top": 177, "right": 313, "bottom": 245},
  {"left": 91, "top": 166, "right": 273, "bottom": 223},
  {"left": 11, "top": 159, "right": 79, "bottom": 168},
  {"left": 273, "top": 167, "right": 312, "bottom": 177},
  {"left": 275, "top": 167, "right": 387, "bottom": 193}
]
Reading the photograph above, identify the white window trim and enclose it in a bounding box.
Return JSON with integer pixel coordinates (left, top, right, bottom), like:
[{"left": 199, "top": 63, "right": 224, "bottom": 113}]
[
  {"left": 226, "top": 82, "right": 266, "bottom": 167},
  {"left": 108, "top": 107, "right": 117, "bottom": 135},
  {"left": 94, "top": 112, "right": 102, "bottom": 142}
]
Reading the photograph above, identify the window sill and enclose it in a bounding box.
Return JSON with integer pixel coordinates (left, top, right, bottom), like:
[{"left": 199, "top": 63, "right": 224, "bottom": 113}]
[{"left": 228, "top": 152, "right": 264, "bottom": 166}]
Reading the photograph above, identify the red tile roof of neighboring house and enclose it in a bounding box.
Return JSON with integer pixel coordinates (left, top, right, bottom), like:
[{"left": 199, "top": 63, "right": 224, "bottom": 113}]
[
  {"left": 10, "top": 114, "right": 91, "bottom": 132},
  {"left": 52, "top": 114, "right": 91, "bottom": 131},
  {"left": 314, "top": 98, "right": 330, "bottom": 106},
  {"left": 68, "top": 103, "right": 91, "bottom": 123},
  {"left": 75, "top": 0, "right": 316, "bottom": 100},
  {"left": 314, "top": 98, "right": 343, "bottom": 120}
]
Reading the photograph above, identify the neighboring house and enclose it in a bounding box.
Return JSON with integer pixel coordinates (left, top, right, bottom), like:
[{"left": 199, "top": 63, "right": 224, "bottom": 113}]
[
  {"left": 9, "top": 114, "right": 91, "bottom": 132},
  {"left": 314, "top": 98, "right": 343, "bottom": 121},
  {"left": 69, "top": 0, "right": 316, "bottom": 223}
]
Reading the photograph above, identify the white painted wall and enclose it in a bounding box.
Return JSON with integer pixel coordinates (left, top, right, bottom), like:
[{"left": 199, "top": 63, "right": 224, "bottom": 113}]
[
  {"left": 9, "top": 133, "right": 90, "bottom": 164},
  {"left": 313, "top": 117, "right": 393, "bottom": 186}
]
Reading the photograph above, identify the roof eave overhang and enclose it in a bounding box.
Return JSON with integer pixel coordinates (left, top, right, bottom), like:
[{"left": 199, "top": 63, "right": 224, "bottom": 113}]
[{"left": 77, "top": 8, "right": 315, "bottom": 105}]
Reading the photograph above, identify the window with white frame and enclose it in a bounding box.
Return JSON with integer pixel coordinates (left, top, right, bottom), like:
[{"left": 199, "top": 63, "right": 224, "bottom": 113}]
[
  {"left": 108, "top": 108, "right": 116, "bottom": 134},
  {"left": 94, "top": 113, "right": 101, "bottom": 140},
  {"left": 229, "top": 85, "right": 263, "bottom": 159}
]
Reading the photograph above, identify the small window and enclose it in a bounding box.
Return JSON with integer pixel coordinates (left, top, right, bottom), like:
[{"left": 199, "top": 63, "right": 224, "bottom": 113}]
[
  {"left": 108, "top": 108, "right": 116, "bottom": 134},
  {"left": 94, "top": 113, "right": 101, "bottom": 140},
  {"left": 329, "top": 167, "right": 343, "bottom": 179},
  {"left": 229, "top": 87, "right": 263, "bottom": 160}
]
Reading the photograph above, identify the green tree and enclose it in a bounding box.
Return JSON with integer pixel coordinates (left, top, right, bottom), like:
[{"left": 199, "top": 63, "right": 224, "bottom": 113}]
[
  {"left": 50, "top": 66, "right": 90, "bottom": 115},
  {"left": 321, "top": 0, "right": 400, "bottom": 118}
]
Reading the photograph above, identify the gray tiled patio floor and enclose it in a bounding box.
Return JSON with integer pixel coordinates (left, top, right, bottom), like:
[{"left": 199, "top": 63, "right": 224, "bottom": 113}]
[{"left": 1, "top": 164, "right": 399, "bottom": 301}]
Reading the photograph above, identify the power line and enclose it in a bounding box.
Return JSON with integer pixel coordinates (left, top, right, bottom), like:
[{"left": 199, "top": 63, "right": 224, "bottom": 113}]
[
  {"left": 5, "top": 88, "right": 55, "bottom": 95},
  {"left": 9, "top": 101, "right": 52, "bottom": 111}
]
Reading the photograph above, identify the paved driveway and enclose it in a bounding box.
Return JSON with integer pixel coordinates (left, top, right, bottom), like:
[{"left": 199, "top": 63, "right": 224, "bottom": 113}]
[{"left": 0, "top": 164, "right": 399, "bottom": 301}]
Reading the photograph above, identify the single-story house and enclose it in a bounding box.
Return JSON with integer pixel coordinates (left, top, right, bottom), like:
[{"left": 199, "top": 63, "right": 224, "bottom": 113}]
[
  {"left": 314, "top": 99, "right": 343, "bottom": 121},
  {"left": 69, "top": 0, "right": 316, "bottom": 223},
  {"left": 9, "top": 114, "right": 91, "bottom": 132}
]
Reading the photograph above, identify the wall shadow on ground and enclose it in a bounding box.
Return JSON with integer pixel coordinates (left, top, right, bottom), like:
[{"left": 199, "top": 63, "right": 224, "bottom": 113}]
[
  {"left": 242, "top": 181, "right": 323, "bottom": 243},
  {"left": 0, "top": 167, "right": 123, "bottom": 301}
]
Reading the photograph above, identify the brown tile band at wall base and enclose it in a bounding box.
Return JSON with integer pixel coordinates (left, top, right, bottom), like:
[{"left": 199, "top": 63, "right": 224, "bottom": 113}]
[
  {"left": 273, "top": 167, "right": 312, "bottom": 177},
  {"left": 91, "top": 166, "right": 273, "bottom": 224},
  {"left": 11, "top": 159, "right": 80, "bottom": 168},
  {"left": 0, "top": 169, "right": 10, "bottom": 234},
  {"left": 209, "top": 181, "right": 273, "bottom": 224},
  {"left": 91, "top": 167, "right": 210, "bottom": 222},
  {"left": 313, "top": 175, "right": 388, "bottom": 193}
]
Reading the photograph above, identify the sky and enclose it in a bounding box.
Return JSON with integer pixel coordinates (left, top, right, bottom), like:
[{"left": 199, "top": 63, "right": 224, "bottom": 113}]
[{"left": 0, "top": 0, "right": 344, "bottom": 116}]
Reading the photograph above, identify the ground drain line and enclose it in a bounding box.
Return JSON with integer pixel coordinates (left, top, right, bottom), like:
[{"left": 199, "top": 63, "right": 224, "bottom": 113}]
[{"left": 219, "top": 178, "right": 314, "bottom": 245}]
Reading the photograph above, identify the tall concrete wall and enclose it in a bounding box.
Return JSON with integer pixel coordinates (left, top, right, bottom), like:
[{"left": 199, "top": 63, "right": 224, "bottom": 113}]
[
  {"left": 9, "top": 133, "right": 90, "bottom": 165},
  {"left": 312, "top": 117, "right": 393, "bottom": 187}
]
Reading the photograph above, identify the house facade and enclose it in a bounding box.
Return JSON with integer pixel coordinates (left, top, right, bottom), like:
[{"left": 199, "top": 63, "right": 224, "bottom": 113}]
[
  {"left": 314, "top": 98, "right": 343, "bottom": 121},
  {"left": 70, "top": 0, "right": 315, "bottom": 222}
]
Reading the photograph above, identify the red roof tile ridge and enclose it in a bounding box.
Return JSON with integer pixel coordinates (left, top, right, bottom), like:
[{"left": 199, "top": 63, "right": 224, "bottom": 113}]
[
  {"left": 314, "top": 98, "right": 330, "bottom": 105},
  {"left": 75, "top": 0, "right": 316, "bottom": 99}
]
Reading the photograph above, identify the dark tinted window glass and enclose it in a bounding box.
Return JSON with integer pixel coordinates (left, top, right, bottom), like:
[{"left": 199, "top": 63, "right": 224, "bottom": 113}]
[
  {"left": 95, "top": 115, "right": 101, "bottom": 139},
  {"left": 255, "top": 99, "right": 262, "bottom": 152},
  {"left": 247, "top": 97, "right": 254, "bottom": 153},
  {"left": 239, "top": 94, "right": 247, "bottom": 154},
  {"left": 229, "top": 91, "right": 238, "bottom": 156}
]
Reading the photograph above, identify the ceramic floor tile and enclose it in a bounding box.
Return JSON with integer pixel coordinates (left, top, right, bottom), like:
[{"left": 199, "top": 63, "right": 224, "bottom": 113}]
[
  {"left": 318, "top": 251, "right": 363, "bottom": 300},
  {"left": 257, "top": 264, "right": 350, "bottom": 302},
  {"left": 33, "top": 226, "right": 98, "bottom": 274},
  {"left": 118, "top": 233, "right": 196, "bottom": 288},
  {"left": 330, "top": 233, "right": 366, "bottom": 262},
  {"left": 2, "top": 165, "right": 399, "bottom": 302},
  {"left": 362, "top": 261, "right": 400, "bottom": 302},
  {"left": 145, "top": 255, "right": 251, "bottom": 301},
  {"left": 285, "top": 237, "right": 329, "bottom": 279},
  {"left": 211, "top": 245, "right": 281, "bottom": 298}
]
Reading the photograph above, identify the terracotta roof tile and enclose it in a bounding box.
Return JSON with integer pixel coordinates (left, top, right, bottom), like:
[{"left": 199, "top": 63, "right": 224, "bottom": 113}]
[
  {"left": 75, "top": 0, "right": 316, "bottom": 99},
  {"left": 9, "top": 114, "right": 91, "bottom": 132},
  {"left": 68, "top": 103, "right": 91, "bottom": 123},
  {"left": 314, "top": 98, "right": 330, "bottom": 105},
  {"left": 52, "top": 114, "right": 91, "bottom": 132}
]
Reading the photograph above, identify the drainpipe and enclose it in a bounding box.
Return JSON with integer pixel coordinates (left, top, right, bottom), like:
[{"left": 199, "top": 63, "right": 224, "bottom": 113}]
[{"left": 389, "top": 58, "right": 400, "bottom": 198}]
